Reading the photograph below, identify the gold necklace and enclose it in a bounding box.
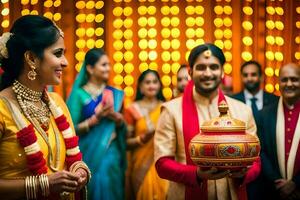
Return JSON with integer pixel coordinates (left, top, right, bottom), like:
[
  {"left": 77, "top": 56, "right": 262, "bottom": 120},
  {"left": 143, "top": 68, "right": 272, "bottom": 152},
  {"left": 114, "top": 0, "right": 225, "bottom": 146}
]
[
  {"left": 13, "top": 80, "right": 43, "bottom": 102},
  {"left": 12, "top": 80, "right": 50, "bottom": 130},
  {"left": 83, "top": 82, "right": 105, "bottom": 99}
]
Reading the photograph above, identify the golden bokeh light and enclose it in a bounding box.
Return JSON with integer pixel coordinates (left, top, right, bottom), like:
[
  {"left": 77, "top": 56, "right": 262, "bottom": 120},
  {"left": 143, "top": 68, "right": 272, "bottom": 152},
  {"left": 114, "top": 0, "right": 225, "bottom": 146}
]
[
  {"left": 124, "top": 63, "right": 134, "bottom": 73},
  {"left": 171, "top": 51, "right": 180, "bottom": 62},
  {"left": 170, "top": 6, "right": 179, "bottom": 15},
  {"left": 223, "top": 63, "right": 232, "bottom": 74},
  {"left": 123, "top": 7, "right": 133, "bottom": 17},
  {"left": 138, "top": 17, "right": 147, "bottom": 27},
  {"left": 195, "top": 28, "right": 205, "bottom": 38},
  {"left": 138, "top": 6, "right": 147, "bottom": 15},
  {"left": 163, "top": 87, "right": 173, "bottom": 99},
  {"left": 265, "top": 84, "right": 274, "bottom": 93},
  {"left": 148, "top": 6, "right": 156, "bottom": 15},
  {"left": 148, "top": 17, "right": 157, "bottom": 27},
  {"left": 124, "top": 86, "right": 134, "bottom": 97},
  {"left": 113, "top": 75, "right": 123, "bottom": 85},
  {"left": 139, "top": 51, "right": 148, "bottom": 62},
  {"left": 242, "top": 36, "right": 253, "bottom": 46},
  {"left": 161, "top": 6, "right": 170, "bottom": 15},
  {"left": 138, "top": 28, "right": 147, "bottom": 38},
  {"left": 113, "top": 40, "right": 123, "bottom": 51},
  {"left": 162, "top": 75, "right": 172, "bottom": 87},
  {"left": 161, "top": 28, "right": 171, "bottom": 38},
  {"left": 265, "top": 51, "right": 275, "bottom": 61},
  {"left": 124, "top": 75, "right": 134, "bottom": 85},
  {"left": 243, "top": 6, "right": 253, "bottom": 15},
  {"left": 148, "top": 39, "right": 157, "bottom": 49},
  {"left": 148, "top": 28, "right": 157, "bottom": 38},
  {"left": 149, "top": 51, "right": 158, "bottom": 61},
  {"left": 113, "top": 51, "right": 124, "bottom": 62},
  {"left": 195, "top": 6, "right": 204, "bottom": 15},
  {"left": 242, "top": 21, "right": 253, "bottom": 31},
  {"left": 214, "top": 18, "right": 223, "bottom": 28},
  {"left": 149, "top": 62, "right": 158, "bottom": 70},
  {"left": 223, "top": 6, "right": 232, "bottom": 15},
  {"left": 161, "top": 39, "right": 171, "bottom": 50},
  {"left": 113, "top": 63, "right": 123, "bottom": 74},
  {"left": 185, "top": 6, "right": 195, "bottom": 15},
  {"left": 171, "top": 39, "right": 180, "bottom": 49},
  {"left": 161, "top": 51, "right": 171, "bottom": 62},
  {"left": 241, "top": 51, "right": 252, "bottom": 61},
  {"left": 161, "top": 17, "right": 171, "bottom": 27},
  {"left": 162, "top": 63, "right": 171, "bottom": 74},
  {"left": 195, "top": 17, "right": 204, "bottom": 26},
  {"left": 265, "top": 67, "right": 274, "bottom": 77},
  {"left": 113, "top": 18, "right": 123, "bottom": 29},
  {"left": 139, "top": 62, "right": 148, "bottom": 72},
  {"left": 124, "top": 18, "right": 133, "bottom": 28},
  {"left": 113, "top": 7, "right": 123, "bottom": 17},
  {"left": 186, "top": 17, "right": 196, "bottom": 27}
]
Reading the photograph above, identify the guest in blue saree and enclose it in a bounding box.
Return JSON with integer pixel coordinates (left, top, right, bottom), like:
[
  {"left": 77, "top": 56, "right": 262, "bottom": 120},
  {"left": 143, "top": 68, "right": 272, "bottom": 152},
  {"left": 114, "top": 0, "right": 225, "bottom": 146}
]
[{"left": 67, "top": 48, "right": 127, "bottom": 200}]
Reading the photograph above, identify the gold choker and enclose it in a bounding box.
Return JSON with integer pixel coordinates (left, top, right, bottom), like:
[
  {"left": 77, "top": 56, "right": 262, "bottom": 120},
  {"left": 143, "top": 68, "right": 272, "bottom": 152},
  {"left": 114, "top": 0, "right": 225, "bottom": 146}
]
[{"left": 12, "top": 80, "right": 43, "bottom": 102}]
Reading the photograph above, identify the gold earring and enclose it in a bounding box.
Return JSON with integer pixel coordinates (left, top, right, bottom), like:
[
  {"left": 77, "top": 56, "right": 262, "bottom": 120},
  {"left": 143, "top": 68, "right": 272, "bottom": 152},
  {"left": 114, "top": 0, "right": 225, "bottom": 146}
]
[{"left": 27, "top": 66, "right": 37, "bottom": 81}]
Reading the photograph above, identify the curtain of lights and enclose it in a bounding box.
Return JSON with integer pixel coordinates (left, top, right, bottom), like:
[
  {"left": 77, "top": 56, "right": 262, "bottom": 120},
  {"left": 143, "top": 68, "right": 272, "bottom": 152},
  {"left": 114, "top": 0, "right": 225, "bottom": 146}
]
[{"left": 0, "top": 0, "right": 299, "bottom": 104}]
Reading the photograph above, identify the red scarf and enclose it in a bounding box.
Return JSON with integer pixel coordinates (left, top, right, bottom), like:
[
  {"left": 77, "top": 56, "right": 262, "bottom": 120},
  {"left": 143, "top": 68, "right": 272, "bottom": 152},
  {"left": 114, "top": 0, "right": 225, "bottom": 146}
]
[{"left": 182, "top": 80, "right": 246, "bottom": 200}]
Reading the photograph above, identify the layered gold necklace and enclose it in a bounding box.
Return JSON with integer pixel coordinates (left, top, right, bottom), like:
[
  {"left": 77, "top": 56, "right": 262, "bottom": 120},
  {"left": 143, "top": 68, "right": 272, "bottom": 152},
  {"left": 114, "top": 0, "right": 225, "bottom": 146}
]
[{"left": 12, "top": 80, "right": 51, "bottom": 130}]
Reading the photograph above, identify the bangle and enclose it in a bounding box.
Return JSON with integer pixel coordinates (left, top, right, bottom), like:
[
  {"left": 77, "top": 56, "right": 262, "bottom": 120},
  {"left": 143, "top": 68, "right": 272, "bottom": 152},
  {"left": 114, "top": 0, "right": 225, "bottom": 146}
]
[
  {"left": 83, "top": 120, "right": 90, "bottom": 132},
  {"left": 136, "top": 136, "right": 144, "bottom": 146},
  {"left": 88, "top": 115, "right": 99, "bottom": 126},
  {"left": 69, "top": 161, "right": 92, "bottom": 183},
  {"left": 38, "top": 174, "right": 50, "bottom": 197},
  {"left": 25, "top": 176, "right": 38, "bottom": 200}
]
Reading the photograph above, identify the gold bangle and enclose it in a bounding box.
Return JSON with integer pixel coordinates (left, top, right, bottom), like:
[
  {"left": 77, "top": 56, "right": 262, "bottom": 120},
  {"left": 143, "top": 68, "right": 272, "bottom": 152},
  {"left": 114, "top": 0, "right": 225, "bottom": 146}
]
[
  {"left": 39, "top": 174, "right": 50, "bottom": 197},
  {"left": 83, "top": 120, "right": 90, "bottom": 132},
  {"left": 25, "top": 176, "right": 29, "bottom": 200},
  {"left": 136, "top": 136, "right": 144, "bottom": 146},
  {"left": 24, "top": 176, "right": 39, "bottom": 200},
  {"left": 69, "top": 161, "right": 92, "bottom": 183}
]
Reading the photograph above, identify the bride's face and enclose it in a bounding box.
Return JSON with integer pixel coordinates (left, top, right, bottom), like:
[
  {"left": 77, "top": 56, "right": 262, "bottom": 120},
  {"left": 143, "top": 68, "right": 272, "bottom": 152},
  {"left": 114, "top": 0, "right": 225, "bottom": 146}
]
[{"left": 35, "top": 36, "right": 68, "bottom": 86}]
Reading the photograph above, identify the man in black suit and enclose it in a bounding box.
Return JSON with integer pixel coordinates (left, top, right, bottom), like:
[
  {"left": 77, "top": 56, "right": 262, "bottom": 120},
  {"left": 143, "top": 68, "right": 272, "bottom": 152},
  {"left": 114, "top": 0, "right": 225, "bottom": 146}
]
[
  {"left": 259, "top": 63, "right": 300, "bottom": 199},
  {"left": 232, "top": 60, "right": 279, "bottom": 120},
  {"left": 232, "top": 61, "right": 279, "bottom": 200}
]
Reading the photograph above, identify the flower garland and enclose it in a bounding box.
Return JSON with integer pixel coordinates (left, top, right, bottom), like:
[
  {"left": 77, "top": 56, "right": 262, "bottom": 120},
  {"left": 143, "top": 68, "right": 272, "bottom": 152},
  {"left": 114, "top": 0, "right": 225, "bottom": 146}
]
[{"left": 15, "top": 93, "right": 82, "bottom": 175}]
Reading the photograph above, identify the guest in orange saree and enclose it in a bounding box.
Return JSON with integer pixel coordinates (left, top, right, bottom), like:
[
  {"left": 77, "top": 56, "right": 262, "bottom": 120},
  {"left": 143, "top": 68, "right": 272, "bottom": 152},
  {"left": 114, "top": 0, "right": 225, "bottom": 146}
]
[{"left": 124, "top": 69, "right": 169, "bottom": 200}]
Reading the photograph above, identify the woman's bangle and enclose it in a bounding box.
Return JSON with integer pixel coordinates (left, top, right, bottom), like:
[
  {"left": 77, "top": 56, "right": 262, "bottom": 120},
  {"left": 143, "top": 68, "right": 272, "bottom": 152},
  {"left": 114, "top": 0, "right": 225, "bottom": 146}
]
[
  {"left": 88, "top": 114, "right": 99, "bottom": 127},
  {"left": 136, "top": 136, "right": 144, "bottom": 146},
  {"left": 83, "top": 119, "right": 90, "bottom": 132},
  {"left": 69, "top": 161, "right": 92, "bottom": 183},
  {"left": 25, "top": 175, "right": 49, "bottom": 200}
]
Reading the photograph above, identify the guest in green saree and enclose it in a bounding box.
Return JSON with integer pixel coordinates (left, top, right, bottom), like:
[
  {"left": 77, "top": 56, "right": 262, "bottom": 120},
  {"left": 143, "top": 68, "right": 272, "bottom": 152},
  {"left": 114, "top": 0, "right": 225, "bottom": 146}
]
[{"left": 67, "top": 48, "right": 127, "bottom": 200}]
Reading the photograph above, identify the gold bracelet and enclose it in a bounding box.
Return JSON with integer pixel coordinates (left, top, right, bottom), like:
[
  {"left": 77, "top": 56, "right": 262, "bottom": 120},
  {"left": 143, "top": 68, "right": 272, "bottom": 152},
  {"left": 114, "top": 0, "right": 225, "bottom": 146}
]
[
  {"left": 25, "top": 176, "right": 37, "bottom": 200},
  {"left": 69, "top": 161, "right": 92, "bottom": 183},
  {"left": 25, "top": 176, "right": 29, "bottom": 200},
  {"left": 136, "top": 136, "right": 144, "bottom": 146},
  {"left": 39, "top": 174, "right": 50, "bottom": 197},
  {"left": 83, "top": 120, "right": 90, "bottom": 132}
]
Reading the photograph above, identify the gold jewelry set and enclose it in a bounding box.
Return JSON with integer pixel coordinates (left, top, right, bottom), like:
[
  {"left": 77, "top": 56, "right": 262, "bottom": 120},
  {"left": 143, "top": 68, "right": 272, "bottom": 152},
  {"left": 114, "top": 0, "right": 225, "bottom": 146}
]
[
  {"left": 25, "top": 174, "right": 50, "bottom": 200},
  {"left": 12, "top": 80, "right": 50, "bottom": 130}
]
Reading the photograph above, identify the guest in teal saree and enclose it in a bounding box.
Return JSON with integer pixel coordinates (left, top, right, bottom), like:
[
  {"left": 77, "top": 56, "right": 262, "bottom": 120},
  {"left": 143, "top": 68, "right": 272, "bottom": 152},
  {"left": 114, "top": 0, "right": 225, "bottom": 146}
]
[{"left": 67, "top": 48, "right": 127, "bottom": 200}]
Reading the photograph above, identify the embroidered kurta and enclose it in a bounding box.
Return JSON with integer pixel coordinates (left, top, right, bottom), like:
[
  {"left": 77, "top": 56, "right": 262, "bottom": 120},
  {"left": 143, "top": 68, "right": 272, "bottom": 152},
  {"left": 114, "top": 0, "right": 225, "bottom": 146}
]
[{"left": 154, "top": 88, "right": 258, "bottom": 200}]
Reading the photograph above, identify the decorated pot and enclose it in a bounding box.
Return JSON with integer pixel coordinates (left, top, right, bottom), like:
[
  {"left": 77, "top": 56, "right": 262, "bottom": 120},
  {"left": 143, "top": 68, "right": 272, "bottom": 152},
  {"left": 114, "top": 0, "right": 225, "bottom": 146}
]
[{"left": 189, "top": 101, "right": 260, "bottom": 170}]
